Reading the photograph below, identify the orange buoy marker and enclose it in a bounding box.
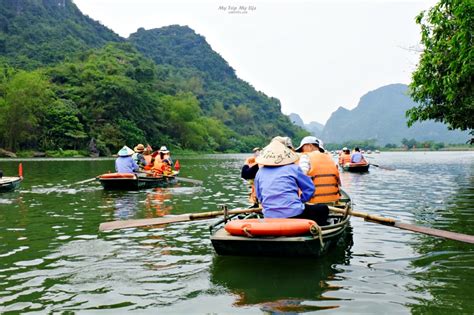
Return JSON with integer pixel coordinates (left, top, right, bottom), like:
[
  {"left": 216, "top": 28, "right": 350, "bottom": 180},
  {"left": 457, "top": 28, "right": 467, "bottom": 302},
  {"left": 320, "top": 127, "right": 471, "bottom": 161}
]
[
  {"left": 18, "top": 163, "right": 23, "bottom": 178},
  {"left": 174, "top": 160, "right": 180, "bottom": 172},
  {"left": 225, "top": 218, "right": 317, "bottom": 237}
]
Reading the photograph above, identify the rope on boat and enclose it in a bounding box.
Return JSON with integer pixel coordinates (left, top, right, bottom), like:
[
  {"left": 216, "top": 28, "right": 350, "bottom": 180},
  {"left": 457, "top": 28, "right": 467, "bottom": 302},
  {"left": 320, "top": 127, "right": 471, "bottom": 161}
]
[
  {"left": 243, "top": 226, "right": 253, "bottom": 237},
  {"left": 310, "top": 223, "right": 324, "bottom": 247}
]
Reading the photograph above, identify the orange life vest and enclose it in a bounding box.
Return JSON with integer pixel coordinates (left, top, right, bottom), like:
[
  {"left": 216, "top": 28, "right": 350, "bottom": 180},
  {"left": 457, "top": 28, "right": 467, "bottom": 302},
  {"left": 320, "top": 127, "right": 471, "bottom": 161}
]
[
  {"left": 305, "top": 151, "right": 341, "bottom": 203},
  {"left": 339, "top": 153, "right": 351, "bottom": 165},
  {"left": 144, "top": 155, "right": 152, "bottom": 165},
  {"left": 152, "top": 157, "right": 172, "bottom": 175}
]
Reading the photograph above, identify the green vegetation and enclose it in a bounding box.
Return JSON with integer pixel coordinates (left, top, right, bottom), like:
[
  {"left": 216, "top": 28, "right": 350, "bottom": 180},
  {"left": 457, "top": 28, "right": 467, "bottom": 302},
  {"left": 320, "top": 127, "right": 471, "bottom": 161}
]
[
  {"left": 0, "top": 1, "right": 306, "bottom": 155},
  {"left": 408, "top": 0, "right": 473, "bottom": 140},
  {"left": 324, "top": 138, "right": 470, "bottom": 151}
]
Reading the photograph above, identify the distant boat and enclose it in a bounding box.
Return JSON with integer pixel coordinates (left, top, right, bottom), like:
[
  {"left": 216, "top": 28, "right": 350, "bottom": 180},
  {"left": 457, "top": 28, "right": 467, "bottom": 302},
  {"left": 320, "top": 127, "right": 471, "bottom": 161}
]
[
  {"left": 342, "top": 163, "right": 370, "bottom": 173},
  {"left": 97, "top": 171, "right": 178, "bottom": 190},
  {"left": 375, "top": 150, "right": 381, "bottom": 154},
  {"left": 0, "top": 176, "right": 22, "bottom": 192}
]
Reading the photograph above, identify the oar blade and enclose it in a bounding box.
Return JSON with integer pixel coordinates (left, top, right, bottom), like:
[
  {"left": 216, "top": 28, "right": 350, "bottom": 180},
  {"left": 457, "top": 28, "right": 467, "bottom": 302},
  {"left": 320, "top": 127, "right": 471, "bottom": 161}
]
[
  {"left": 395, "top": 222, "right": 474, "bottom": 244},
  {"left": 99, "top": 214, "right": 191, "bottom": 231},
  {"left": 176, "top": 177, "right": 203, "bottom": 185}
]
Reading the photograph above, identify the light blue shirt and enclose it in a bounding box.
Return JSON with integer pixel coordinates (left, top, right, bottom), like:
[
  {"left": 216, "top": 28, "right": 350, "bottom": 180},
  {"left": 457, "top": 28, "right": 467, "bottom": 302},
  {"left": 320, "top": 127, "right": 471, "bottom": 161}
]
[
  {"left": 351, "top": 152, "right": 363, "bottom": 163},
  {"left": 255, "top": 164, "right": 315, "bottom": 218},
  {"left": 115, "top": 156, "right": 139, "bottom": 173}
]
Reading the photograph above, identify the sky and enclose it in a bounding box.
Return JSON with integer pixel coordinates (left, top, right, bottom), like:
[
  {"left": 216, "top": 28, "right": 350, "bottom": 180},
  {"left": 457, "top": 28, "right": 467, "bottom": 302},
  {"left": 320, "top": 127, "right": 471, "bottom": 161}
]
[{"left": 73, "top": 0, "right": 437, "bottom": 125}]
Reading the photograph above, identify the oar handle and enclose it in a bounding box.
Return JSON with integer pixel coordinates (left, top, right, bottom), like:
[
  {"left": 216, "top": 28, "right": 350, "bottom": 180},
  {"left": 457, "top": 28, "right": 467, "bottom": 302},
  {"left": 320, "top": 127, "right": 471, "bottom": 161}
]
[
  {"left": 328, "top": 206, "right": 396, "bottom": 224},
  {"left": 190, "top": 208, "right": 262, "bottom": 220}
]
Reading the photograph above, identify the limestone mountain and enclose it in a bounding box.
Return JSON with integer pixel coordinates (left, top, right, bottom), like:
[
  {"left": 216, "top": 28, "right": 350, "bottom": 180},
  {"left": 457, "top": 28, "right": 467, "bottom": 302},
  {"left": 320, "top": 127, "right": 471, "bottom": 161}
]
[
  {"left": 289, "top": 113, "right": 324, "bottom": 137},
  {"left": 321, "top": 84, "right": 469, "bottom": 145}
]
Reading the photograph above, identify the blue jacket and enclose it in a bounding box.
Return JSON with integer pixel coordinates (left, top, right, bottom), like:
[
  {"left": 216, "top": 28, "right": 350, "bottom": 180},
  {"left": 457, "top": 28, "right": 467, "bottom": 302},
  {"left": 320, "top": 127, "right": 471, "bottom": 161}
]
[
  {"left": 255, "top": 164, "right": 315, "bottom": 218},
  {"left": 115, "top": 156, "right": 139, "bottom": 173}
]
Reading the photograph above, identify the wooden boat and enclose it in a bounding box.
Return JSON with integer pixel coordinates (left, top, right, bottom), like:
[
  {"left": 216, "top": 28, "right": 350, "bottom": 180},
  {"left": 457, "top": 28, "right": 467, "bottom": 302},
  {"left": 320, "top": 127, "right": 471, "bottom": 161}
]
[
  {"left": 0, "top": 176, "right": 22, "bottom": 192},
  {"left": 209, "top": 190, "right": 352, "bottom": 257},
  {"left": 97, "top": 171, "right": 178, "bottom": 190},
  {"left": 342, "top": 162, "right": 370, "bottom": 173}
]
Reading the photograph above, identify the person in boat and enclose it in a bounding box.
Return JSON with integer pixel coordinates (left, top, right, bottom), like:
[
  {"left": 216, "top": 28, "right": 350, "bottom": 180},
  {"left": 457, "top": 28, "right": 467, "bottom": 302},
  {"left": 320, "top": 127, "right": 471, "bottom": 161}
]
[
  {"left": 132, "top": 144, "right": 147, "bottom": 168},
  {"left": 351, "top": 147, "right": 367, "bottom": 164},
  {"left": 338, "top": 147, "right": 351, "bottom": 166},
  {"left": 143, "top": 144, "right": 153, "bottom": 168},
  {"left": 152, "top": 146, "right": 173, "bottom": 175},
  {"left": 115, "top": 146, "right": 139, "bottom": 174},
  {"left": 241, "top": 147, "right": 262, "bottom": 207},
  {"left": 295, "top": 136, "right": 341, "bottom": 206},
  {"left": 254, "top": 139, "right": 329, "bottom": 226}
]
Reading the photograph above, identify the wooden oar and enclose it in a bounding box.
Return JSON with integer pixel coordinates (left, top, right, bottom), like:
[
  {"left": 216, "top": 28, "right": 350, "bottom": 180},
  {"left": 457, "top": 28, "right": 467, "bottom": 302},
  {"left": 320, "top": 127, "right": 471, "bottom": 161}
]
[
  {"left": 138, "top": 170, "right": 202, "bottom": 185},
  {"left": 71, "top": 177, "right": 98, "bottom": 185},
  {"left": 99, "top": 207, "right": 262, "bottom": 231},
  {"left": 175, "top": 176, "right": 203, "bottom": 185},
  {"left": 369, "top": 163, "right": 395, "bottom": 171},
  {"left": 328, "top": 206, "right": 474, "bottom": 244}
]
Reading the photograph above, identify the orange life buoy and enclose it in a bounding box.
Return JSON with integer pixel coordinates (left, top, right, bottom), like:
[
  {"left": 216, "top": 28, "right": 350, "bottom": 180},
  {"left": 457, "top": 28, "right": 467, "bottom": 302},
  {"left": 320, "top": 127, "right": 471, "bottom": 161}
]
[
  {"left": 224, "top": 218, "right": 316, "bottom": 237},
  {"left": 99, "top": 173, "right": 136, "bottom": 179}
]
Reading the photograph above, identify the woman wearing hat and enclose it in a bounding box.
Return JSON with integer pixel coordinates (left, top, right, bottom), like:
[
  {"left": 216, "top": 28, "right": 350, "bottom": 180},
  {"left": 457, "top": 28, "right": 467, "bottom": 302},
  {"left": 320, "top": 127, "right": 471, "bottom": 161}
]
[
  {"left": 152, "top": 146, "right": 173, "bottom": 175},
  {"left": 254, "top": 140, "right": 329, "bottom": 226},
  {"left": 132, "top": 144, "right": 147, "bottom": 168},
  {"left": 115, "top": 146, "right": 139, "bottom": 174}
]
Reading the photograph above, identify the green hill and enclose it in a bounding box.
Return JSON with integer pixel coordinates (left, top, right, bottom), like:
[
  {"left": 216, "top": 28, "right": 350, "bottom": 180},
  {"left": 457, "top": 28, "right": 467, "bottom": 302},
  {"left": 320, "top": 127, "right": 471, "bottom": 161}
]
[
  {"left": 128, "top": 26, "right": 305, "bottom": 143},
  {"left": 0, "top": 0, "right": 121, "bottom": 69},
  {"left": 0, "top": 2, "right": 305, "bottom": 154}
]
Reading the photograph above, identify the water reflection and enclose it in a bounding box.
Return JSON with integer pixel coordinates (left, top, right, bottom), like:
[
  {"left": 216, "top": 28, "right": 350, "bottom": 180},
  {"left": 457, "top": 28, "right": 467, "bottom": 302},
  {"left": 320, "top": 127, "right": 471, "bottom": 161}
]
[
  {"left": 210, "top": 228, "right": 354, "bottom": 313},
  {"left": 144, "top": 188, "right": 174, "bottom": 217},
  {"left": 408, "top": 171, "right": 474, "bottom": 314}
]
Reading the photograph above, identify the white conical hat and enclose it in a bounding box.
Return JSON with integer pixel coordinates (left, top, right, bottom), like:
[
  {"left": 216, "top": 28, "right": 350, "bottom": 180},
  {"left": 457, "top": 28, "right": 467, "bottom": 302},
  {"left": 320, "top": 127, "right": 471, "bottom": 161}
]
[
  {"left": 255, "top": 140, "right": 299, "bottom": 166},
  {"left": 117, "top": 146, "right": 134, "bottom": 157}
]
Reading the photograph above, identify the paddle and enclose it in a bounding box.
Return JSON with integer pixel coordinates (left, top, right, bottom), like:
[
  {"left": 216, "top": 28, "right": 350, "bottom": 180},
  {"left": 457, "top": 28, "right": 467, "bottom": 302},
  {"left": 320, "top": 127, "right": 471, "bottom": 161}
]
[
  {"left": 70, "top": 177, "right": 98, "bottom": 185},
  {"left": 328, "top": 206, "right": 474, "bottom": 244},
  {"left": 369, "top": 163, "right": 395, "bottom": 171},
  {"left": 99, "top": 207, "right": 262, "bottom": 231},
  {"left": 175, "top": 176, "right": 203, "bottom": 185}
]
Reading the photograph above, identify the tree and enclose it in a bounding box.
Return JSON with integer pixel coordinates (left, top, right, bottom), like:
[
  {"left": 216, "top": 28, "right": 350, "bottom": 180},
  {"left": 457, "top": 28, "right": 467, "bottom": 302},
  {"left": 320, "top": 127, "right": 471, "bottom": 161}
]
[
  {"left": 0, "top": 71, "right": 55, "bottom": 151},
  {"left": 408, "top": 0, "right": 473, "bottom": 139}
]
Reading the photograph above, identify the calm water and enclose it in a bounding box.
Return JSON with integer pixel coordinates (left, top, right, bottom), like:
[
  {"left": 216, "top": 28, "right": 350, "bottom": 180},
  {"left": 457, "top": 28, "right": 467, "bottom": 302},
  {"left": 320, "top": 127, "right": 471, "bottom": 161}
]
[{"left": 0, "top": 152, "right": 473, "bottom": 314}]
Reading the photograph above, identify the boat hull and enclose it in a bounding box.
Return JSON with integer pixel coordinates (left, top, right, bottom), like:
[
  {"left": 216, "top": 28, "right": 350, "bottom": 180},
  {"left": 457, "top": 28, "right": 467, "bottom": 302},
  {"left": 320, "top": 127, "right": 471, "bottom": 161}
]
[
  {"left": 342, "top": 163, "right": 370, "bottom": 173},
  {"left": 210, "top": 190, "right": 352, "bottom": 257},
  {"left": 0, "top": 177, "right": 22, "bottom": 192},
  {"left": 211, "top": 223, "right": 348, "bottom": 257},
  {"left": 98, "top": 174, "right": 177, "bottom": 190}
]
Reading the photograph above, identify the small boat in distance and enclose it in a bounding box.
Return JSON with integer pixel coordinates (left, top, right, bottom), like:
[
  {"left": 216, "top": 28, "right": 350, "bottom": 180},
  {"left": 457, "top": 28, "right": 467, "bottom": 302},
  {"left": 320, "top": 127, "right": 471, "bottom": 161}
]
[
  {"left": 0, "top": 163, "right": 23, "bottom": 192},
  {"left": 97, "top": 171, "right": 179, "bottom": 190},
  {"left": 341, "top": 162, "right": 370, "bottom": 173},
  {"left": 0, "top": 176, "right": 22, "bottom": 192},
  {"left": 209, "top": 190, "right": 352, "bottom": 257}
]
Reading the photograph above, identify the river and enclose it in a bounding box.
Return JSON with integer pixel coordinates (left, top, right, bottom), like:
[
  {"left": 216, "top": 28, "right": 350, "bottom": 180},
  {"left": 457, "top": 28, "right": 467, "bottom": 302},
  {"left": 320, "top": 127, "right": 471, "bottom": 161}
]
[{"left": 0, "top": 151, "right": 473, "bottom": 314}]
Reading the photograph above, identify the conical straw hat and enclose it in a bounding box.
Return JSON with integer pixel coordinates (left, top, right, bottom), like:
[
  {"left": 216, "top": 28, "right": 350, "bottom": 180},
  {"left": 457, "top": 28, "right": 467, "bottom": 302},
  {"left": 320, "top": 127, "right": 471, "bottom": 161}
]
[
  {"left": 255, "top": 140, "right": 299, "bottom": 166},
  {"left": 117, "top": 146, "right": 134, "bottom": 157}
]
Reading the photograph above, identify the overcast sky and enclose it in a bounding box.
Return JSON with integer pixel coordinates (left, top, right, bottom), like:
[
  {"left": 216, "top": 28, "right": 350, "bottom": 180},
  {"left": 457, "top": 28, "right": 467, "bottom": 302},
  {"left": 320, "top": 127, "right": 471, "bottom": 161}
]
[{"left": 73, "top": 0, "right": 437, "bottom": 125}]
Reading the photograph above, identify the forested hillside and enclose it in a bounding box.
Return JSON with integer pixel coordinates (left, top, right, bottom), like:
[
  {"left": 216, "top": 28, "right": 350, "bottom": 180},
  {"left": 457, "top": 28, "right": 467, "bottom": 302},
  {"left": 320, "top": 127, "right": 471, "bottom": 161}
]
[
  {"left": 128, "top": 26, "right": 305, "bottom": 144},
  {"left": 0, "top": 0, "right": 306, "bottom": 155},
  {"left": 0, "top": 0, "right": 121, "bottom": 69}
]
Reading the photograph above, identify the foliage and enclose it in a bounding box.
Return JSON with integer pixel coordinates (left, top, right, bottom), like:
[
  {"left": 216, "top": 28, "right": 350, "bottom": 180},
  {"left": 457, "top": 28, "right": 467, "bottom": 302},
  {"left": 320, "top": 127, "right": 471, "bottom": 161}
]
[
  {"left": 408, "top": 0, "right": 473, "bottom": 135},
  {"left": 0, "top": 3, "right": 307, "bottom": 154},
  {"left": 324, "top": 139, "right": 380, "bottom": 151},
  {"left": 0, "top": 0, "right": 121, "bottom": 69},
  {"left": 0, "top": 70, "right": 56, "bottom": 151},
  {"left": 401, "top": 138, "right": 445, "bottom": 150}
]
